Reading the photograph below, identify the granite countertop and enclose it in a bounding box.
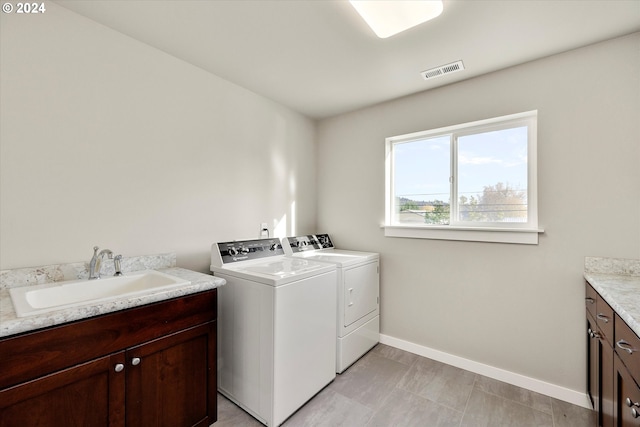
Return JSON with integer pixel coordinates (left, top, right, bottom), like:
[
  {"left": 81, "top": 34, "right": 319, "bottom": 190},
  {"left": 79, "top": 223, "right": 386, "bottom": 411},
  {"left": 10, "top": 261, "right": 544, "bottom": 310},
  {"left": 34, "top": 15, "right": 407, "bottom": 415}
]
[
  {"left": 0, "top": 255, "right": 225, "bottom": 338},
  {"left": 584, "top": 257, "right": 640, "bottom": 338}
]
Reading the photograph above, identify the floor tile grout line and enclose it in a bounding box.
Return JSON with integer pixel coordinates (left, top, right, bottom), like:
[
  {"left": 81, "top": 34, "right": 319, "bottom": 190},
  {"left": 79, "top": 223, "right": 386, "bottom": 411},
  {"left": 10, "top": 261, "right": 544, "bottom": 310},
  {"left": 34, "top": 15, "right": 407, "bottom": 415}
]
[
  {"left": 335, "top": 350, "right": 413, "bottom": 426},
  {"left": 471, "top": 372, "right": 556, "bottom": 415},
  {"left": 473, "top": 386, "right": 556, "bottom": 423},
  {"left": 391, "top": 351, "right": 472, "bottom": 415},
  {"left": 356, "top": 346, "right": 470, "bottom": 426},
  {"left": 361, "top": 364, "right": 408, "bottom": 427},
  {"left": 396, "top": 382, "right": 467, "bottom": 415},
  {"left": 477, "top": 387, "right": 553, "bottom": 414},
  {"left": 470, "top": 369, "right": 557, "bottom": 404},
  {"left": 458, "top": 375, "right": 478, "bottom": 427},
  {"left": 391, "top": 346, "right": 556, "bottom": 424}
]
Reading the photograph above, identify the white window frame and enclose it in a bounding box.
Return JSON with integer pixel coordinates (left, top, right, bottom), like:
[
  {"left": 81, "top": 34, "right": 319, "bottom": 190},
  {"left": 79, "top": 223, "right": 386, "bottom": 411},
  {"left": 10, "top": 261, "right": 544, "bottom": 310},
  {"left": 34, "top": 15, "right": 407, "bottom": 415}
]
[{"left": 384, "top": 111, "right": 543, "bottom": 244}]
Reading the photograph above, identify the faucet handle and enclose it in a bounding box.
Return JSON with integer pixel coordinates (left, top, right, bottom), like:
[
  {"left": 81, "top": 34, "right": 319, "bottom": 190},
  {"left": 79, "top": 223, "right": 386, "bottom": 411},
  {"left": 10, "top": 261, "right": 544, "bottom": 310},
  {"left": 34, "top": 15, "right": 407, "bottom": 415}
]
[
  {"left": 114, "top": 255, "right": 123, "bottom": 276},
  {"left": 89, "top": 246, "right": 101, "bottom": 280}
]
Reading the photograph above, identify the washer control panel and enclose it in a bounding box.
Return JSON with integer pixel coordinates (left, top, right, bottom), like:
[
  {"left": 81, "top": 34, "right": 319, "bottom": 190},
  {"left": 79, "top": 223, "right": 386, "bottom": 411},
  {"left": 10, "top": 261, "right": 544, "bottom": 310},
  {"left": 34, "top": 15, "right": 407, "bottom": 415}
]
[{"left": 217, "top": 238, "right": 283, "bottom": 264}]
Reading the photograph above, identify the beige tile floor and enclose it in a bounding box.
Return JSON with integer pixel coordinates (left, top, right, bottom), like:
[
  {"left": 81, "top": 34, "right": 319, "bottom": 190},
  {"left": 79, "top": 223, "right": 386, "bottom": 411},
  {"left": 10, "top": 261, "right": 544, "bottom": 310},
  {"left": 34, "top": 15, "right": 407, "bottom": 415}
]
[{"left": 216, "top": 344, "right": 596, "bottom": 427}]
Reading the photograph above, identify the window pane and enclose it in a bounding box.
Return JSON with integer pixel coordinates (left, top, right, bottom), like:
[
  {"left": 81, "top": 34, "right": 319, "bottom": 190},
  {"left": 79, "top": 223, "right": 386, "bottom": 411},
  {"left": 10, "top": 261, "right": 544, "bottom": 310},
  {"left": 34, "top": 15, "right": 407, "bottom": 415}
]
[
  {"left": 457, "top": 126, "right": 528, "bottom": 223},
  {"left": 393, "top": 135, "right": 450, "bottom": 224}
]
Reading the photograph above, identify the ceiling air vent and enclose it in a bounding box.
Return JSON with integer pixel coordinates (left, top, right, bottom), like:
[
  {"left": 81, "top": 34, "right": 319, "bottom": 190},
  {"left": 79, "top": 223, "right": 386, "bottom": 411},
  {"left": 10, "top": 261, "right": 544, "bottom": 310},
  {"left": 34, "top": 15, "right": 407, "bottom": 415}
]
[{"left": 420, "top": 60, "right": 465, "bottom": 80}]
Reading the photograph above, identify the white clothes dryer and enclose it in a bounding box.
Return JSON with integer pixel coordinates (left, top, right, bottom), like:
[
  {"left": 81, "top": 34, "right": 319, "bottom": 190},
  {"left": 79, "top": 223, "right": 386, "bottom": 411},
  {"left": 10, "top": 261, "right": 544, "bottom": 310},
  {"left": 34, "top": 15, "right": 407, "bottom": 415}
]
[
  {"left": 281, "top": 234, "right": 379, "bottom": 373},
  {"left": 211, "top": 238, "right": 337, "bottom": 427}
]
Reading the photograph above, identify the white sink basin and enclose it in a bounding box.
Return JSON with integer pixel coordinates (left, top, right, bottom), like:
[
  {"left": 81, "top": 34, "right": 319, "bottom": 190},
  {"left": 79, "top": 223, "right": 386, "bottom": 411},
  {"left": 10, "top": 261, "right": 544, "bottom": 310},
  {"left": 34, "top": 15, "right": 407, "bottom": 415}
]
[{"left": 9, "top": 270, "right": 190, "bottom": 317}]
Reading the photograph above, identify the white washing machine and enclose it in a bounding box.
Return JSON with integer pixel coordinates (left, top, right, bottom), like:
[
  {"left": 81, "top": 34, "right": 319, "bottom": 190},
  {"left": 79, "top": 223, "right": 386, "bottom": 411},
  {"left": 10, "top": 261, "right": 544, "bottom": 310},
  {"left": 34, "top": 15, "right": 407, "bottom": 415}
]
[
  {"left": 210, "top": 238, "right": 337, "bottom": 427},
  {"left": 281, "top": 234, "right": 379, "bottom": 373}
]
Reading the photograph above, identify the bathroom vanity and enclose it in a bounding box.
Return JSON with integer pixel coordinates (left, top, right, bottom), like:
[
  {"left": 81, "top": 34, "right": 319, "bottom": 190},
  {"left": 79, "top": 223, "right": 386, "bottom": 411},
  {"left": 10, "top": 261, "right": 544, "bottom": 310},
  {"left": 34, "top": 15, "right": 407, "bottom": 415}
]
[
  {"left": 0, "top": 256, "right": 223, "bottom": 427},
  {"left": 584, "top": 257, "right": 640, "bottom": 427},
  {"left": 1, "top": 290, "right": 217, "bottom": 427}
]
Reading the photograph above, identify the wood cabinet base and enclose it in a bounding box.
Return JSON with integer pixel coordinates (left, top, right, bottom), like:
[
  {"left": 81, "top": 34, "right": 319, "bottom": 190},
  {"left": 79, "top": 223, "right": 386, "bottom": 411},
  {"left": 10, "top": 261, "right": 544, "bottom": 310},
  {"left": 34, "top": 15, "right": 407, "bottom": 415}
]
[
  {"left": 586, "top": 282, "right": 640, "bottom": 427},
  {"left": 0, "top": 289, "right": 217, "bottom": 427}
]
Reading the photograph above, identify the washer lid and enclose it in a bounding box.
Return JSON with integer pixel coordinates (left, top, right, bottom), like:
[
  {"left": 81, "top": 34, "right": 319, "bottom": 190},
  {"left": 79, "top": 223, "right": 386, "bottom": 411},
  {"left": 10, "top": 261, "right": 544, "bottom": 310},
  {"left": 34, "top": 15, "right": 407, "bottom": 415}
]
[
  {"left": 211, "top": 256, "right": 336, "bottom": 286},
  {"left": 241, "top": 258, "right": 326, "bottom": 276}
]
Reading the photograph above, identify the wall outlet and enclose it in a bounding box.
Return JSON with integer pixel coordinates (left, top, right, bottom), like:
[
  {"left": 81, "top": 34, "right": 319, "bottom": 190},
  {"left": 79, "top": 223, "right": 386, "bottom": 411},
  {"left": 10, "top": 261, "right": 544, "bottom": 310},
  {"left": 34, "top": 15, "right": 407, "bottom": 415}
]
[{"left": 260, "top": 223, "right": 269, "bottom": 237}]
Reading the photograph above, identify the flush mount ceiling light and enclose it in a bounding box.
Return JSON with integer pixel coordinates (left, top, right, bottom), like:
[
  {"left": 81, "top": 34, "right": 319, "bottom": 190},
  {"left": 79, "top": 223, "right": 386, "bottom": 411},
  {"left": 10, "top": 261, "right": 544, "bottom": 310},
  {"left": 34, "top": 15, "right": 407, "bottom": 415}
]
[{"left": 349, "top": 0, "right": 444, "bottom": 39}]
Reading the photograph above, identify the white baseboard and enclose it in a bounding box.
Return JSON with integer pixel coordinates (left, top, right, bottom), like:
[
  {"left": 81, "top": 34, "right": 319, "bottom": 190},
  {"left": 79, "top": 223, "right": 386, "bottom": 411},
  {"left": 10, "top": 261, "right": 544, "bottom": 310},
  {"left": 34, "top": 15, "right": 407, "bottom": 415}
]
[{"left": 379, "top": 334, "right": 592, "bottom": 409}]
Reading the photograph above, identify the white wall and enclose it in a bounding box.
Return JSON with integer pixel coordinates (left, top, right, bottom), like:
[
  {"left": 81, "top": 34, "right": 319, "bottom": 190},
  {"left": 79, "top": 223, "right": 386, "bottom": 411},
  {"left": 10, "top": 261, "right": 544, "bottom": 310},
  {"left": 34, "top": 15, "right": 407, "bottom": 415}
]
[
  {"left": 0, "top": 3, "right": 316, "bottom": 272},
  {"left": 317, "top": 33, "right": 640, "bottom": 398}
]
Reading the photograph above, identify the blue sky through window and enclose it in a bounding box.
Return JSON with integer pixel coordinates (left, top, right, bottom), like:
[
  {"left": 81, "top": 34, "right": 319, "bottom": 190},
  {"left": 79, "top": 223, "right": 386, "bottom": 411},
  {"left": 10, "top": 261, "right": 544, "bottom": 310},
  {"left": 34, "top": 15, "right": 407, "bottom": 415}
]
[{"left": 394, "top": 126, "right": 527, "bottom": 204}]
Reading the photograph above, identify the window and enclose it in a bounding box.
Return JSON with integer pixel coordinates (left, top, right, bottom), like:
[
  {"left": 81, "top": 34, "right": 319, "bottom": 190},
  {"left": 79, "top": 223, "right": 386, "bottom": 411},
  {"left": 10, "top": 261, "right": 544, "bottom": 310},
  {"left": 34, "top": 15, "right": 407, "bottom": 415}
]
[{"left": 384, "top": 111, "right": 542, "bottom": 244}]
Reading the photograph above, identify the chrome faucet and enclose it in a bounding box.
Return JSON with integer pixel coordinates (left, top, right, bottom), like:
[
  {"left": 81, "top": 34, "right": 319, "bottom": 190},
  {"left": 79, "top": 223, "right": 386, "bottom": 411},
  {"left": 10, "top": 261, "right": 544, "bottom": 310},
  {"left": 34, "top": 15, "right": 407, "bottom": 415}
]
[{"left": 89, "top": 246, "right": 114, "bottom": 280}]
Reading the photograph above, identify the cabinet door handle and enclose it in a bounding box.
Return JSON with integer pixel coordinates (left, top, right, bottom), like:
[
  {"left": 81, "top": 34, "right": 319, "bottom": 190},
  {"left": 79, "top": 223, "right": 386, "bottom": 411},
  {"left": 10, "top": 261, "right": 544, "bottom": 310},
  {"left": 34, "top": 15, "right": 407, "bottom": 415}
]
[
  {"left": 626, "top": 398, "right": 640, "bottom": 408},
  {"left": 626, "top": 398, "right": 640, "bottom": 418},
  {"left": 588, "top": 328, "right": 600, "bottom": 339},
  {"left": 585, "top": 297, "right": 595, "bottom": 304},
  {"left": 114, "top": 363, "right": 124, "bottom": 373},
  {"left": 617, "top": 340, "right": 636, "bottom": 354},
  {"left": 131, "top": 357, "right": 141, "bottom": 366},
  {"left": 348, "top": 288, "right": 354, "bottom": 307},
  {"left": 596, "top": 313, "right": 610, "bottom": 323}
]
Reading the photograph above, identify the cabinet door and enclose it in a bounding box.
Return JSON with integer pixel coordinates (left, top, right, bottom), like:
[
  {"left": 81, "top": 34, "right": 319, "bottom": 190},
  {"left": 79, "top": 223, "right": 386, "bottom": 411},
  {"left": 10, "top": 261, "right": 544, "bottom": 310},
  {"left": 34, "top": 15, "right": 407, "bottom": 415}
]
[
  {"left": 614, "top": 354, "right": 640, "bottom": 427},
  {"left": 343, "top": 262, "right": 379, "bottom": 327},
  {"left": 126, "top": 322, "right": 216, "bottom": 427},
  {"left": 603, "top": 336, "right": 615, "bottom": 427},
  {"left": 0, "top": 352, "right": 125, "bottom": 427},
  {"left": 588, "top": 313, "right": 601, "bottom": 411},
  {"left": 597, "top": 299, "right": 615, "bottom": 427}
]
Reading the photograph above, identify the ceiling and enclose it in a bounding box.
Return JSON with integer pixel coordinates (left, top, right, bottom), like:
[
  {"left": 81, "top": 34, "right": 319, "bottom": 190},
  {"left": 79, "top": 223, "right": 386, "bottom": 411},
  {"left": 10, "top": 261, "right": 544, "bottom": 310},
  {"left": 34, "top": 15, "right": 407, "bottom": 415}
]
[{"left": 55, "top": 0, "right": 640, "bottom": 120}]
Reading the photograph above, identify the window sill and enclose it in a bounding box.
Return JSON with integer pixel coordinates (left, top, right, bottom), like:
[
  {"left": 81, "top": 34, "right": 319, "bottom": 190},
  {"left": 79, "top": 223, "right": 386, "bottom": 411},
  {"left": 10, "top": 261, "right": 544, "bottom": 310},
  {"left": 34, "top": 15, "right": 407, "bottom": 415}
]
[{"left": 383, "top": 225, "right": 544, "bottom": 245}]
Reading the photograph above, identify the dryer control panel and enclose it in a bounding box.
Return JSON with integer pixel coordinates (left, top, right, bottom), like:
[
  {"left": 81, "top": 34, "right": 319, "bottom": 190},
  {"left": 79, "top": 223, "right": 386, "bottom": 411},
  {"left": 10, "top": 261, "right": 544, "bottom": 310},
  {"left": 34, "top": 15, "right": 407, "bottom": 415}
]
[
  {"left": 285, "top": 234, "right": 334, "bottom": 253},
  {"left": 215, "top": 238, "right": 283, "bottom": 264},
  {"left": 315, "top": 234, "right": 334, "bottom": 249}
]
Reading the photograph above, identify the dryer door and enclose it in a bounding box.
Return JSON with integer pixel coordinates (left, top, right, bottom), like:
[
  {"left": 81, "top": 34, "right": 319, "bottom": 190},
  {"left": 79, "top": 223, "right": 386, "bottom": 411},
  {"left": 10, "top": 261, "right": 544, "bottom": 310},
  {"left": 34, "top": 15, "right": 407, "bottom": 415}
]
[{"left": 343, "top": 262, "right": 379, "bottom": 327}]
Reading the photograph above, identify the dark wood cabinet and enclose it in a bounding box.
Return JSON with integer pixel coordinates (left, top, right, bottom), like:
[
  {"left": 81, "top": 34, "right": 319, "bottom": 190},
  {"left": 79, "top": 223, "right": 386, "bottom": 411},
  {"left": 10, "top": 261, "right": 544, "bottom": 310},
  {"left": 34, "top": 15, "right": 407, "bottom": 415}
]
[
  {"left": 0, "top": 289, "right": 217, "bottom": 427},
  {"left": 588, "top": 312, "right": 601, "bottom": 411},
  {"left": 587, "top": 282, "right": 640, "bottom": 427},
  {"left": 614, "top": 353, "right": 640, "bottom": 426},
  {"left": 614, "top": 312, "right": 640, "bottom": 427},
  {"left": 126, "top": 322, "right": 216, "bottom": 427},
  {"left": 586, "top": 288, "right": 615, "bottom": 427},
  {"left": 603, "top": 331, "right": 616, "bottom": 427},
  {"left": 0, "top": 352, "right": 125, "bottom": 427}
]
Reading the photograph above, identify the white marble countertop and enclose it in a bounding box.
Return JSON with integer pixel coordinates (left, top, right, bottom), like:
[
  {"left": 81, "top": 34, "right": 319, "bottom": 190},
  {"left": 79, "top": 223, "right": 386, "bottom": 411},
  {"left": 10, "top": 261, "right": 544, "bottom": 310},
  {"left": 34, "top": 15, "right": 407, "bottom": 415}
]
[
  {"left": 0, "top": 267, "right": 225, "bottom": 338},
  {"left": 584, "top": 257, "right": 640, "bottom": 338}
]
